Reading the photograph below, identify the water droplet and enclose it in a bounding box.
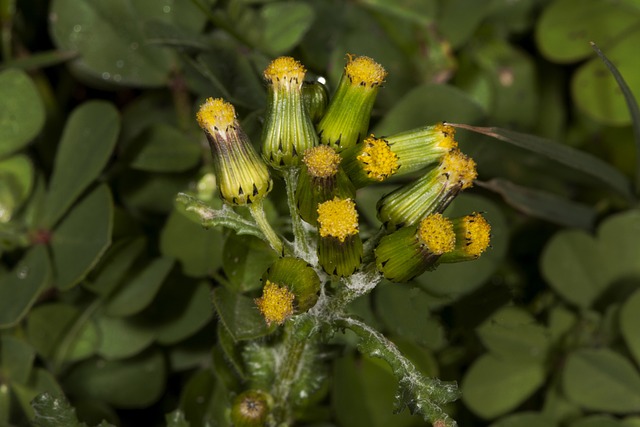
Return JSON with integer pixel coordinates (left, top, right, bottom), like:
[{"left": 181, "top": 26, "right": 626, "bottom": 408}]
[
  {"left": 113, "top": 74, "right": 122, "bottom": 82},
  {"left": 130, "top": 42, "right": 139, "bottom": 50},
  {"left": 101, "top": 72, "right": 111, "bottom": 80},
  {"left": 162, "top": 5, "right": 171, "bottom": 13},
  {"left": 116, "top": 60, "right": 124, "bottom": 68},
  {"left": 17, "top": 266, "right": 29, "bottom": 279},
  {"left": 73, "top": 24, "right": 82, "bottom": 32}
]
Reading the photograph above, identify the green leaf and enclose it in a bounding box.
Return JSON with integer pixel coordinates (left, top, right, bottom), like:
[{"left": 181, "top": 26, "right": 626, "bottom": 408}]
[
  {"left": 127, "top": 124, "right": 201, "bottom": 172},
  {"left": 477, "top": 178, "right": 597, "bottom": 230},
  {"left": 333, "top": 352, "right": 422, "bottom": 427},
  {"left": 535, "top": 0, "right": 640, "bottom": 63},
  {"left": 95, "top": 315, "right": 155, "bottom": 360},
  {"left": 374, "top": 83, "right": 486, "bottom": 136},
  {"left": 166, "top": 409, "right": 191, "bottom": 427},
  {"left": 0, "top": 245, "right": 50, "bottom": 328},
  {"left": 570, "top": 415, "right": 625, "bottom": 427},
  {"left": 451, "top": 124, "right": 634, "bottom": 201},
  {"left": 105, "top": 256, "right": 174, "bottom": 317},
  {"left": 462, "top": 354, "right": 546, "bottom": 419},
  {"left": 0, "top": 50, "right": 78, "bottom": 71},
  {"left": 26, "top": 303, "right": 99, "bottom": 364},
  {"left": 50, "top": 185, "right": 114, "bottom": 290},
  {"left": 179, "top": 370, "right": 216, "bottom": 426},
  {"left": 160, "top": 208, "right": 224, "bottom": 278},
  {"left": 490, "top": 412, "right": 559, "bottom": 427},
  {"left": 438, "top": 0, "right": 491, "bottom": 49},
  {"left": 0, "top": 335, "right": 36, "bottom": 385},
  {"left": 374, "top": 283, "right": 445, "bottom": 351},
  {"left": 13, "top": 369, "right": 63, "bottom": 420},
  {"left": 477, "top": 306, "right": 550, "bottom": 363},
  {"left": 31, "top": 393, "right": 81, "bottom": 427},
  {"left": 119, "top": 171, "right": 193, "bottom": 215},
  {"left": 563, "top": 348, "right": 640, "bottom": 413},
  {"left": 0, "top": 382, "right": 9, "bottom": 424},
  {"left": 589, "top": 43, "right": 640, "bottom": 193},
  {"left": 0, "top": 69, "right": 45, "bottom": 158},
  {"left": 222, "top": 233, "right": 278, "bottom": 293},
  {"left": 359, "top": 0, "right": 436, "bottom": 25},
  {"left": 212, "top": 286, "right": 273, "bottom": 341},
  {"left": 41, "top": 101, "right": 119, "bottom": 227},
  {"left": 416, "top": 194, "right": 508, "bottom": 299},
  {"left": 49, "top": 0, "right": 174, "bottom": 86},
  {"left": 84, "top": 237, "right": 146, "bottom": 297},
  {"left": 259, "top": 2, "right": 315, "bottom": 55},
  {"left": 0, "top": 154, "right": 34, "bottom": 222},
  {"left": 63, "top": 349, "right": 166, "bottom": 408},
  {"left": 621, "top": 288, "right": 640, "bottom": 366}
]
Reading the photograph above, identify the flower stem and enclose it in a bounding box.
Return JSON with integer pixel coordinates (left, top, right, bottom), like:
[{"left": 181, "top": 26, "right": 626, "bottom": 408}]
[
  {"left": 249, "top": 200, "right": 284, "bottom": 256},
  {"left": 283, "top": 168, "right": 312, "bottom": 261}
]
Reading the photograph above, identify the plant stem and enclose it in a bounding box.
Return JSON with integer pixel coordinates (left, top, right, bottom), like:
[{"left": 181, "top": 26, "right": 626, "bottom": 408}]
[
  {"left": 283, "top": 168, "right": 312, "bottom": 261},
  {"left": 249, "top": 200, "right": 284, "bottom": 256}
]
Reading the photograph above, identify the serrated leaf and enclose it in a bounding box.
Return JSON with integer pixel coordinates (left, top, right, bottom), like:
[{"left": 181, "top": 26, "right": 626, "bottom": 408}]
[
  {"left": 50, "top": 185, "right": 113, "bottom": 290},
  {"left": 211, "top": 287, "right": 273, "bottom": 341},
  {"left": 63, "top": 350, "right": 166, "bottom": 408},
  {"left": 41, "top": 102, "right": 119, "bottom": 227},
  {"left": 563, "top": 348, "right": 640, "bottom": 413},
  {"left": 0, "top": 245, "right": 51, "bottom": 328},
  {"left": 0, "top": 69, "right": 45, "bottom": 157},
  {"left": 462, "top": 354, "right": 546, "bottom": 419},
  {"left": 105, "top": 256, "right": 174, "bottom": 317},
  {"left": 13, "top": 369, "right": 63, "bottom": 420},
  {"left": 31, "top": 393, "right": 81, "bottom": 427}
]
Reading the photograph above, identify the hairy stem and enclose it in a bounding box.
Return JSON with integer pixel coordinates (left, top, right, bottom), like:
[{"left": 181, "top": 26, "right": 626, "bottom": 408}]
[
  {"left": 249, "top": 200, "right": 285, "bottom": 256},
  {"left": 283, "top": 168, "right": 313, "bottom": 261}
]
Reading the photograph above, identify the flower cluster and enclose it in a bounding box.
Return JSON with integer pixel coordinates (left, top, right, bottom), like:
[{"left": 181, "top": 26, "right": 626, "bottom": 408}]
[{"left": 195, "top": 54, "right": 490, "bottom": 326}]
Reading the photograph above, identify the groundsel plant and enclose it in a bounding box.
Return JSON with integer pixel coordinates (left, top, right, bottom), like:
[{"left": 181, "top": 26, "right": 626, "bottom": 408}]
[{"left": 179, "top": 54, "right": 491, "bottom": 427}]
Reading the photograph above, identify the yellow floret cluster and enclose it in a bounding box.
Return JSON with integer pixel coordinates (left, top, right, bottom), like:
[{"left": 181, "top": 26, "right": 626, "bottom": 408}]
[
  {"left": 357, "top": 136, "right": 399, "bottom": 181},
  {"left": 418, "top": 214, "right": 456, "bottom": 255},
  {"left": 317, "top": 197, "right": 359, "bottom": 242}
]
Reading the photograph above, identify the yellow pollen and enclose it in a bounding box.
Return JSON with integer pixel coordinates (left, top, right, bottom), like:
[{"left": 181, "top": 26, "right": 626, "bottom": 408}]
[
  {"left": 441, "top": 149, "right": 477, "bottom": 190},
  {"left": 303, "top": 145, "right": 341, "bottom": 178},
  {"left": 317, "top": 197, "right": 359, "bottom": 242},
  {"left": 434, "top": 123, "right": 458, "bottom": 150},
  {"left": 196, "top": 97, "right": 236, "bottom": 131},
  {"left": 345, "top": 55, "right": 387, "bottom": 87},
  {"left": 357, "top": 136, "right": 399, "bottom": 181},
  {"left": 264, "top": 56, "right": 306, "bottom": 83},
  {"left": 255, "top": 280, "right": 295, "bottom": 326},
  {"left": 418, "top": 214, "right": 455, "bottom": 255},
  {"left": 463, "top": 213, "right": 491, "bottom": 257}
]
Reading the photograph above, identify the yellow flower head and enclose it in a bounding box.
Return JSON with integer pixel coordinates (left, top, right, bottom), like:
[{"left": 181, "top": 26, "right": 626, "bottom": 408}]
[
  {"left": 196, "top": 97, "right": 236, "bottom": 132},
  {"left": 255, "top": 280, "right": 295, "bottom": 326},
  {"left": 303, "top": 145, "right": 341, "bottom": 178},
  {"left": 440, "top": 149, "right": 477, "bottom": 190},
  {"left": 317, "top": 197, "right": 359, "bottom": 242},
  {"left": 345, "top": 54, "right": 387, "bottom": 88},
  {"left": 264, "top": 56, "right": 306, "bottom": 89},
  {"left": 357, "top": 135, "right": 399, "bottom": 181},
  {"left": 460, "top": 213, "right": 491, "bottom": 257},
  {"left": 418, "top": 213, "right": 455, "bottom": 255}
]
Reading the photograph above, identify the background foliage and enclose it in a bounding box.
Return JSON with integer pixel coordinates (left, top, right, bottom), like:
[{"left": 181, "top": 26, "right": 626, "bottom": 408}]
[{"left": 2, "top": 0, "right": 640, "bottom": 426}]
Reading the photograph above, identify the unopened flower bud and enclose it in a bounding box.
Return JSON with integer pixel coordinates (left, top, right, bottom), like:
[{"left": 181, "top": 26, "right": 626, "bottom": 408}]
[
  {"left": 377, "top": 149, "right": 477, "bottom": 230},
  {"left": 262, "top": 57, "right": 318, "bottom": 169},
  {"left": 230, "top": 390, "right": 272, "bottom": 427},
  {"left": 375, "top": 213, "right": 455, "bottom": 282},
  {"left": 316, "top": 197, "right": 363, "bottom": 277},
  {"left": 196, "top": 98, "right": 272, "bottom": 205},
  {"left": 317, "top": 55, "right": 387, "bottom": 152},
  {"left": 302, "top": 80, "right": 329, "bottom": 123}
]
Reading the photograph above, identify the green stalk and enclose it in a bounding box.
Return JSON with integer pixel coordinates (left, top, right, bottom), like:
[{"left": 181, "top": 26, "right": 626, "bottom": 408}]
[
  {"left": 249, "top": 200, "right": 284, "bottom": 256},
  {"left": 283, "top": 168, "right": 312, "bottom": 261}
]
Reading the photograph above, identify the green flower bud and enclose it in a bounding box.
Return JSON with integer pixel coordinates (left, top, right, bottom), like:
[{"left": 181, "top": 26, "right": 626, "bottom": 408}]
[
  {"left": 317, "top": 55, "right": 387, "bottom": 152},
  {"left": 342, "top": 123, "right": 458, "bottom": 187},
  {"left": 230, "top": 390, "right": 272, "bottom": 427},
  {"left": 197, "top": 98, "right": 272, "bottom": 206},
  {"left": 262, "top": 257, "right": 321, "bottom": 313},
  {"left": 262, "top": 57, "right": 319, "bottom": 169},
  {"left": 377, "top": 149, "right": 477, "bottom": 230},
  {"left": 316, "top": 197, "right": 363, "bottom": 277},
  {"left": 439, "top": 212, "right": 491, "bottom": 263},
  {"left": 375, "top": 213, "right": 455, "bottom": 282},
  {"left": 302, "top": 80, "right": 329, "bottom": 123},
  {"left": 296, "top": 145, "right": 356, "bottom": 225}
]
